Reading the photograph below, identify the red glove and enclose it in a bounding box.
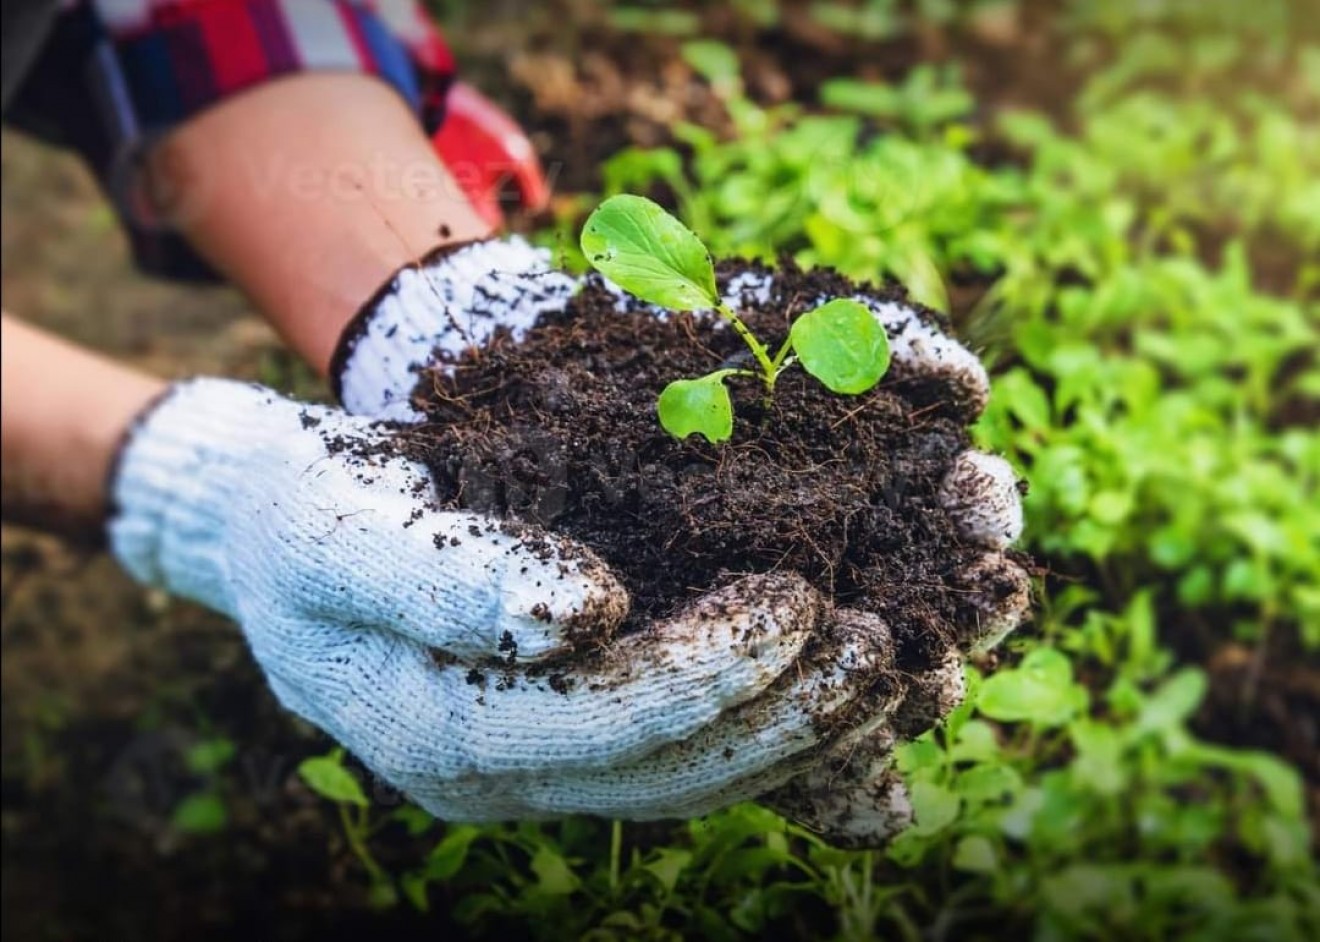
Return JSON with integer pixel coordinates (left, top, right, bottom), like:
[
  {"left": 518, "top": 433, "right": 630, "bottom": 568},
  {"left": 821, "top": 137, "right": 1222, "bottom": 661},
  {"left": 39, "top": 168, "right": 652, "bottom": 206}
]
[{"left": 432, "top": 82, "right": 551, "bottom": 228}]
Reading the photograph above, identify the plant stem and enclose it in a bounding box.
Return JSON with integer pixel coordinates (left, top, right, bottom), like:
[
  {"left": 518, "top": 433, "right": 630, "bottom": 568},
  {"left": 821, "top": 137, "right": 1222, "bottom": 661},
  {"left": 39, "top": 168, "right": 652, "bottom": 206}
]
[
  {"left": 836, "top": 852, "right": 878, "bottom": 942},
  {"left": 338, "top": 801, "right": 387, "bottom": 886},
  {"left": 771, "top": 335, "right": 795, "bottom": 373},
  {"left": 716, "top": 302, "right": 776, "bottom": 393},
  {"left": 861, "top": 850, "right": 875, "bottom": 924},
  {"left": 609, "top": 819, "right": 623, "bottom": 895}
]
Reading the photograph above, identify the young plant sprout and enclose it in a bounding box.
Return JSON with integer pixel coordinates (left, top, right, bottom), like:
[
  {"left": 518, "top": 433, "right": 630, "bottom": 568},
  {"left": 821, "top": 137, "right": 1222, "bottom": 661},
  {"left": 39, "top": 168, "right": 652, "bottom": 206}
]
[{"left": 580, "top": 195, "right": 891, "bottom": 442}]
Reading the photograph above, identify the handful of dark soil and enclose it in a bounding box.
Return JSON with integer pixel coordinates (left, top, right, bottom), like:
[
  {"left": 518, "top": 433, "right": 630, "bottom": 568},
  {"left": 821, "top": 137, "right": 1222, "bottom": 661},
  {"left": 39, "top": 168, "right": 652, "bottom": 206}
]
[{"left": 396, "top": 260, "right": 989, "bottom": 671}]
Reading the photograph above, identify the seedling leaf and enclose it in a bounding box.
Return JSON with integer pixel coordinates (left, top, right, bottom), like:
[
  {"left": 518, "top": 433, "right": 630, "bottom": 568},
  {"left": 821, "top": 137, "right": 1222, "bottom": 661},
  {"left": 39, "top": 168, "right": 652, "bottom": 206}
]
[
  {"left": 171, "top": 791, "right": 227, "bottom": 834},
  {"left": 977, "top": 648, "right": 1085, "bottom": 727},
  {"left": 184, "top": 737, "right": 236, "bottom": 775},
  {"left": 581, "top": 195, "right": 718, "bottom": 311},
  {"left": 789, "top": 299, "right": 890, "bottom": 394},
  {"left": 909, "top": 780, "right": 960, "bottom": 836},
  {"left": 298, "top": 750, "right": 369, "bottom": 807},
  {"left": 657, "top": 373, "right": 735, "bottom": 442}
]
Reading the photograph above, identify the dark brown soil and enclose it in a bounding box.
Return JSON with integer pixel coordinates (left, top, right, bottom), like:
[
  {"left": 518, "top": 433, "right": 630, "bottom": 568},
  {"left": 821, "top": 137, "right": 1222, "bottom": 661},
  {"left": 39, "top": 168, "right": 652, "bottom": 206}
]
[{"left": 394, "top": 259, "right": 986, "bottom": 671}]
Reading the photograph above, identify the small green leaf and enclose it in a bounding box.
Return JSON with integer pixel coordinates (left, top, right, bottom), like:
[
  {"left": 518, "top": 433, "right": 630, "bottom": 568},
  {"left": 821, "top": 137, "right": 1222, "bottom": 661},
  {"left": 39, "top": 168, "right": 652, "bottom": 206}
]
[
  {"left": 529, "top": 845, "right": 580, "bottom": 896},
  {"left": 423, "top": 825, "right": 481, "bottom": 881},
  {"left": 1143, "top": 867, "right": 1235, "bottom": 910},
  {"left": 400, "top": 872, "right": 431, "bottom": 912},
  {"left": 681, "top": 40, "right": 740, "bottom": 87},
  {"left": 1135, "top": 668, "right": 1207, "bottom": 734},
  {"left": 184, "top": 737, "right": 236, "bottom": 775},
  {"left": 1238, "top": 754, "right": 1305, "bottom": 819},
  {"left": 952, "top": 835, "right": 998, "bottom": 873},
  {"left": 950, "top": 720, "right": 1000, "bottom": 762},
  {"left": 789, "top": 299, "right": 891, "bottom": 394},
  {"left": 391, "top": 804, "right": 437, "bottom": 837},
  {"left": 298, "top": 750, "right": 369, "bottom": 807},
  {"left": 909, "top": 780, "right": 960, "bottom": 836},
  {"left": 367, "top": 879, "right": 399, "bottom": 909},
  {"left": 580, "top": 195, "right": 718, "bottom": 311},
  {"left": 642, "top": 848, "right": 692, "bottom": 892},
  {"left": 658, "top": 372, "right": 735, "bottom": 442},
  {"left": 977, "top": 648, "right": 1084, "bottom": 727},
  {"left": 820, "top": 78, "right": 902, "bottom": 118},
  {"left": 957, "top": 762, "right": 1023, "bottom": 806},
  {"left": 171, "top": 791, "right": 227, "bottom": 834},
  {"left": 895, "top": 734, "right": 942, "bottom": 773}
]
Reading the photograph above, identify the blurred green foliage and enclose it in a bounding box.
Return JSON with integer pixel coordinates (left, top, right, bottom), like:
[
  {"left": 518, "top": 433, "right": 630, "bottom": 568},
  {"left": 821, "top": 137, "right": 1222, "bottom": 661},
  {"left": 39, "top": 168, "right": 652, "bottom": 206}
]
[{"left": 306, "top": 1, "right": 1319, "bottom": 938}]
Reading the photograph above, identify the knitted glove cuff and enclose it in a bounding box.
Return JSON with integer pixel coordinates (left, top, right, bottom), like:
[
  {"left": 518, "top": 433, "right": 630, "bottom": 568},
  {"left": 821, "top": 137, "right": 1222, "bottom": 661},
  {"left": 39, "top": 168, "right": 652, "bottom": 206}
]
[
  {"left": 108, "top": 379, "right": 314, "bottom": 617},
  {"left": 331, "top": 236, "right": 577, "bottom": 420}
]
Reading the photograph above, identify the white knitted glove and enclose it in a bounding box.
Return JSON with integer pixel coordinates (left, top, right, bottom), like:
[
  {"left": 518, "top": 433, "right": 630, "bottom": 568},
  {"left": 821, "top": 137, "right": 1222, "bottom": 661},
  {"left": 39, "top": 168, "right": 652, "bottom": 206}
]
[
  {"left": 108, "top": 379, "right": 907, "bottom": 820},
  {"left": 328, "top": 239, "right": 1032, "bottom": 842},
  {"left": 333, "top": 238, "right": 576, "bottom": 421}
]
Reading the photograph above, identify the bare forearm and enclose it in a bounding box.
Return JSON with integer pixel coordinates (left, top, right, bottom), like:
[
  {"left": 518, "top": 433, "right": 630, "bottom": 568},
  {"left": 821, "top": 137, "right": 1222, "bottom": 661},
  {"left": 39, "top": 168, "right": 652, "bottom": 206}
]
[
  {"left": 145, "top": 74, "right": 492, "bottom": 374},
  {"left": 1, "top": 314, "right": 166, "bottom": 539}
]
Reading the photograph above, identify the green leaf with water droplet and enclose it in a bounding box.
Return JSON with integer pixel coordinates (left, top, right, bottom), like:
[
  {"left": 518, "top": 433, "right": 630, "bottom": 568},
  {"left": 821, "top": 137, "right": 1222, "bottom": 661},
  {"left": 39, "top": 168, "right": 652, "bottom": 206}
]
[
  {"left": 581, "top": 195, "right": 718, "bottom": 311},
  {"left": 789, "top": 298, "right": 890, "bottom": 394}
]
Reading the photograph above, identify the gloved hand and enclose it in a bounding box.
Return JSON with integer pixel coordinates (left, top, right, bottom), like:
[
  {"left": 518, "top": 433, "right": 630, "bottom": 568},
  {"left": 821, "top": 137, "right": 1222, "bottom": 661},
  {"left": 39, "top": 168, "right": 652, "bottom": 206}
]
[
  {"left": 332, "top": 237, "right": 577, "bottom": 420},
  {"left": 328, "top": 238, "right": 1031, "bottom": 845},
  {"left": 431, "top": 82, "right": 552, "bottom": 229},
  {"left": 674, "top": 266, "right": 1032, "bottom": 845},
  {"left": 109, "top": 378, "right": 907, "bottom": 820}
]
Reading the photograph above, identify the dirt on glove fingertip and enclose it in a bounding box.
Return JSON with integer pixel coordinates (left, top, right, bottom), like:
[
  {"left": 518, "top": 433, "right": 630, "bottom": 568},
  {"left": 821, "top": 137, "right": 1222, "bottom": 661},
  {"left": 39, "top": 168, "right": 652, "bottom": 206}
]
[{"left": 377, "top": 258, "right": 1000, "bottom": 676}]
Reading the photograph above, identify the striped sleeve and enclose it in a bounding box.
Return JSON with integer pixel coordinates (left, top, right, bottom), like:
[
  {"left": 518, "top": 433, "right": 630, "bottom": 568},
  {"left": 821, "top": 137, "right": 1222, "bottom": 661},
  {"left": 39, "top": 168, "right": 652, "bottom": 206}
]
[{"left": 12, "top": 0, "right": 457, "bottom": 279}]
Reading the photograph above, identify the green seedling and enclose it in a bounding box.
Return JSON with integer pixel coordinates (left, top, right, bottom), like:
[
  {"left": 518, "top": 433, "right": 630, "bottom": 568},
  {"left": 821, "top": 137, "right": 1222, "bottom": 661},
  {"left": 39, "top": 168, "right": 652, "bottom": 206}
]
[{"left": 580, "top": 195, "right": 890, "bottom": 442}]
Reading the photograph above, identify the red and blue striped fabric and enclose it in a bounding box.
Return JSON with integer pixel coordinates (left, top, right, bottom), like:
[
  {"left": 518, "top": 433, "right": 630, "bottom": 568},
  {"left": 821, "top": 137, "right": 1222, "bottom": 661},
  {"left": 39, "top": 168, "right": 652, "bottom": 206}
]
[
  {"left": 90, "top": 0, "right": 455, "bottom": 133},
  {"left": 8, "top": 0, "right": 457, "bottom": 278}
]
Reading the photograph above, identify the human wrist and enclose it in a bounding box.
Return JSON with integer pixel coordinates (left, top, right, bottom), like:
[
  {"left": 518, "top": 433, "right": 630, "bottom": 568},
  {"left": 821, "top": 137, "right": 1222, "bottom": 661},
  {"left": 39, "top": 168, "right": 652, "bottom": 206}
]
[
  {"left": 107, "top": 379, "right": 334, "bottom": 615},
  {"left": 143, "top": 74, "right": 493, "bottom": 374},
  {"left": 0, "top": 315, "right": 167, "bottom": 542}
]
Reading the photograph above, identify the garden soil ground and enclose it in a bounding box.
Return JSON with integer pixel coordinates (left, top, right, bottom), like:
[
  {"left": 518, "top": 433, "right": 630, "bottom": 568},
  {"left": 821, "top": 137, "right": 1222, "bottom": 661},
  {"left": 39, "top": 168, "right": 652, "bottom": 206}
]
[{"left": 2, "top": 3, "right": 1315, "bottom": 940}]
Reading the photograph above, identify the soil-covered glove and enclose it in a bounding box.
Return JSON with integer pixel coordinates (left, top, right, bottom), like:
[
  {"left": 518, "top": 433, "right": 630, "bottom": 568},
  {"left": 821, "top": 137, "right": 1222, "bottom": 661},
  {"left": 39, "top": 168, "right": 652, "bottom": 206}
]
[
  {"left": 711, "top": 269, "right": 1030, "bottom": 846},
  {"left": 328, "top": 240, "right": 1031, "bottom": 842},
  {"left": 108, "top": 379, "right": 904, "bottom": 820},
  {"left": 333, "top": 237, "right": 575, "bottom": 421}
]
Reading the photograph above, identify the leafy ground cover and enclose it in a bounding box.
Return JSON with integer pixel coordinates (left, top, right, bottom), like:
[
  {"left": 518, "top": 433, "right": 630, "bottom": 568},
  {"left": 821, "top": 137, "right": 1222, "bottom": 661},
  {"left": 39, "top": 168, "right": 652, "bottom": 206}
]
[{"left": 2, "top": 2, "right": 1316, "bottom": 940}]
